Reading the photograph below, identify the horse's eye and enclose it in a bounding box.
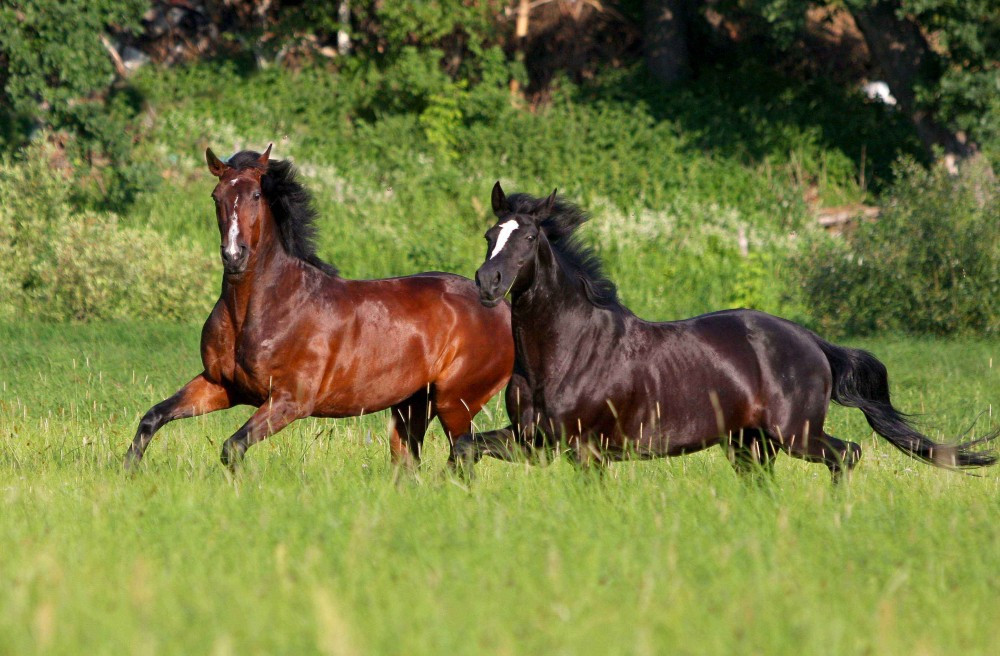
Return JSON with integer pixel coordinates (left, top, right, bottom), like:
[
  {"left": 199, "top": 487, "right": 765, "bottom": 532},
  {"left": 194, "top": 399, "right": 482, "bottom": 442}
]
[
  {"left": 526, "top": 234, "right": 536, "bottom": 241},
  {"left": 253, "top": 192, "right": 261, "bottom": 200}
]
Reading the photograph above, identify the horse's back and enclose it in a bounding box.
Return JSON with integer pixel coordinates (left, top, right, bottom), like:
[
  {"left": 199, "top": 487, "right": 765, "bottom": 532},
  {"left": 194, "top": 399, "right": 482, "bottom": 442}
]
[
  {"left": 626, "top": 309, "right": 831, "bottom": 441},
  {"left": 684, "top": 309, "right": 833, "bottom": 420},
  {"left": 355, "top": 271, "right": 514, "bottom": 422},
  {"left": 308, "top": 272, "right": 512, "bottom": 415},
  {"left": 677, "top": 309, "right": 830, "bottom": 379},
  {"left": 346, "top": 271, "right": 510, "bottom": 337}
]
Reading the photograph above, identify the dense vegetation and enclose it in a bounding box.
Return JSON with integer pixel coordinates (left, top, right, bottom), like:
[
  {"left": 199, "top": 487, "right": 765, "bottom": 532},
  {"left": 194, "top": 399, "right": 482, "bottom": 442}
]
[{"left": 1, "top": 1, "right": 997, "bottom": 334}]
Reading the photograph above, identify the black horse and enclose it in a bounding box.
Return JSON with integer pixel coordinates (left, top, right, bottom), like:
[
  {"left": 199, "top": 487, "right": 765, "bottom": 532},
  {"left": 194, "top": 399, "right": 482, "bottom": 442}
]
[{"left": 451, "top": 183, "right": 997, "bottom": 480}]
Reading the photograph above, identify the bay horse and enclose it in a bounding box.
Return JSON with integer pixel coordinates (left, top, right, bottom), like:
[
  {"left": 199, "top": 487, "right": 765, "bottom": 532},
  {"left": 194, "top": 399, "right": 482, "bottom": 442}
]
[
  {"left": 451, "top": 183, "right": 997, "bottom": 480},
  {"left": 124, "top": 146, "right": 513, "bottom": 470}
]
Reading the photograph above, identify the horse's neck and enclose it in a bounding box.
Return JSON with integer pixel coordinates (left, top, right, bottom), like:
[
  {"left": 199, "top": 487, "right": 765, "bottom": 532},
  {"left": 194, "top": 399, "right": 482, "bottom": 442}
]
[
  {"left": 221, "top": 240, "right": 298, "bottom": 328},
  {"left": 510, "top": 243, "right": 607, "bottom": 381}
]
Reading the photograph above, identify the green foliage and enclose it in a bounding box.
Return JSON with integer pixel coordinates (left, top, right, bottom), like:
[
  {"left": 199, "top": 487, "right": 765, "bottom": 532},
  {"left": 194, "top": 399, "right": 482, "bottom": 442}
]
[
  {"left": 745, "top": 0, "right": 1000, "bottom": 159},
  {"left": 0, "top": 0, "right": 144, "bottom": 118},
  {"left": 0, "top": 0, "right": 151, "bottom": 209},
  {"left": 368, "top": 0, "right": 505, "bottom": 61},
  {"left": 905, "top": 0, "right": 1000, "bottom": 161},
  {"left": 0, "top": 6, "right": 982, "bottom": 333},
  {"left": 118, "top": 55, "right": 934, "bottom": 325},
  {"left": 0, "top": 140, "right": 216, "bottom": 322},
  {"left": 798, "top": 159, "right": 1000, "bottom": 336}
]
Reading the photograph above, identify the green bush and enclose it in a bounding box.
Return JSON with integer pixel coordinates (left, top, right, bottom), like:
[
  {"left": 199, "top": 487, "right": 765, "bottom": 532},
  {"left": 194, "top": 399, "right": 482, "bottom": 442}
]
[
  {"left": 0, "top": 140, "right": 216, "bottom": 322},
  {"left": 797, "top": 160, "right": 1000, "bottom": 336}
]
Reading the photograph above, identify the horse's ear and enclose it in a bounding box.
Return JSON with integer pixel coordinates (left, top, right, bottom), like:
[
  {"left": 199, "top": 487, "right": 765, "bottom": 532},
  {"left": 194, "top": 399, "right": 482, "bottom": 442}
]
[
  {"left": 206, "top": 148, "right": 228, "bottom": 177},
  {"left": 258, "top": 143, "right": 273, "bottom": 167},
  {"left": 491, "top": 181, "right": 507, "bottom": 216},
  {"left": 541, "top": 188, "right": 558, "bottom": 217}
]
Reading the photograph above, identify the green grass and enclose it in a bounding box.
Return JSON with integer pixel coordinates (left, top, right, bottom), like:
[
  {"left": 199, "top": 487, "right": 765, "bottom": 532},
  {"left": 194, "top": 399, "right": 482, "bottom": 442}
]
[{"left": 1, "top": 322, "right": 998, "bottom": 655}]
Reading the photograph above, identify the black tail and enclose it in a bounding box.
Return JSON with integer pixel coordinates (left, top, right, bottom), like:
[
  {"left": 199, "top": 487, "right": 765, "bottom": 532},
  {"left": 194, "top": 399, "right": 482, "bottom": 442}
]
[{"left": 815, "top": 339, "right": 998, "bottom": 469}]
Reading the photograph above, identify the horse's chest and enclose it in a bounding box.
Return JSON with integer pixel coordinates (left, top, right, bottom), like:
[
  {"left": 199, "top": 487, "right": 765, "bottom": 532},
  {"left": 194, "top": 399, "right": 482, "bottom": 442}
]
[{"left": 228, "top": 336, "right": 282, "bottom": 396}]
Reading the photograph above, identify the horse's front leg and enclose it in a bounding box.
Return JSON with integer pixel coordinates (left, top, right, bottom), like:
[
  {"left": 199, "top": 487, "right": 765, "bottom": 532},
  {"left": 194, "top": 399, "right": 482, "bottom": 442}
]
[
  {"left": 125, "top": 373, "right": 233, "bottom": 470},
  {"left": 220, "top": 392, "right": 310, "bottom": 471}
]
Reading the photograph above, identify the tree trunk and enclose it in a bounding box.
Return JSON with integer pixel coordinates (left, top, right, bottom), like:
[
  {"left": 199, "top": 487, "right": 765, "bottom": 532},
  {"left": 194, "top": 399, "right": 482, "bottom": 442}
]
[
  {"left": 644, "top": 0, "right": 691, "bottom": 85},
  {"left": 850, "top": 1, "right": 978, "bottom": 170},
  {"left": 337, "top": 2, "right": 351, "bottom": 56},
  {"left": 510, "top": 0, "right": 530, "bottom": 96}
]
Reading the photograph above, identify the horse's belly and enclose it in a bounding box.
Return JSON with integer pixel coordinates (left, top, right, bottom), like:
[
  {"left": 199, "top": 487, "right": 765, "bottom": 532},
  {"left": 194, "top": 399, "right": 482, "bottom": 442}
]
[
  {"left": 310, "top": 367, "right": 430, "bottom": 418},
  {"left": 600, "top": 381, "right": 759, "bottom": 457}
]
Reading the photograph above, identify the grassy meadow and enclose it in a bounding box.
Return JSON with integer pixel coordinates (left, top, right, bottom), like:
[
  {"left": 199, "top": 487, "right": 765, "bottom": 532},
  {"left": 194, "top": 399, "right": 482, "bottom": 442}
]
[{"left": 1, "top": 321, "right": 998, "bottom": 655}]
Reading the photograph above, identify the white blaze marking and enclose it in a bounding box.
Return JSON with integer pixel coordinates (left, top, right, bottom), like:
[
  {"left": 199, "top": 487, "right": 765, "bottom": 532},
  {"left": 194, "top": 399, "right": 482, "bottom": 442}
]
[
  {"left": 226, "top": 195, "right": 241, "bottom": 257},
  {"left": 490, "top": 220, "right": 519, "bottom": 259}
]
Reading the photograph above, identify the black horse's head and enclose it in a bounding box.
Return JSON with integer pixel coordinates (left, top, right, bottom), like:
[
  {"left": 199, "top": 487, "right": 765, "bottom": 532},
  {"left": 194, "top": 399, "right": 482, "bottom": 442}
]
[{"left": 475, "top": 182, "right": 557, "bottom": 307}]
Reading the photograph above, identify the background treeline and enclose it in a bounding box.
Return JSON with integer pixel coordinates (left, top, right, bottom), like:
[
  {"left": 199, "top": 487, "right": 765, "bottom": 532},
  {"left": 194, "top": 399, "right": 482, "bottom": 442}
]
[{"left": 0, "top": 0, "right": 997, "bottom": 334}]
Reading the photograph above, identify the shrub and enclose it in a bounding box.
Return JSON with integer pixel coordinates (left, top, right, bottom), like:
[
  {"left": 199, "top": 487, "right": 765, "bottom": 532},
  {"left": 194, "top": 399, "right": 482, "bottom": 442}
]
[
  {"left": 797, "top": 159, "right": 1000, "bottom": 336},
  {"left": 0, "top": 140, "right": 216, "bottom": 322}
]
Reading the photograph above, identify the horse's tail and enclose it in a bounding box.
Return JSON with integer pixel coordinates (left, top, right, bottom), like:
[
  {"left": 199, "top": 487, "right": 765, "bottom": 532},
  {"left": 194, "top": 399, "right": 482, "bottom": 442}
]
[{"left": 815, "top": 338, "right": 998, "bottom": 469}]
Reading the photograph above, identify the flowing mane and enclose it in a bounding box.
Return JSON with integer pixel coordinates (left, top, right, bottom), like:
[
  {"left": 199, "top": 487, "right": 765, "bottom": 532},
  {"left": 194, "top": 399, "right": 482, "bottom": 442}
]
[
  {"left": 227, "top": 150, "right": 338, "bottom": 276},
  {"left": 505, "top": 192, "right": 622, "bottom": 310}
]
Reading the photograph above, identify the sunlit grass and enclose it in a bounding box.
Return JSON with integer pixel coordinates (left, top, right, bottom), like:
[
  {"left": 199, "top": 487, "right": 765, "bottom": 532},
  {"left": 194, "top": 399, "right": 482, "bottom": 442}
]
[{"left": 1, "top": 323, "right": 998, "bottom": 654}]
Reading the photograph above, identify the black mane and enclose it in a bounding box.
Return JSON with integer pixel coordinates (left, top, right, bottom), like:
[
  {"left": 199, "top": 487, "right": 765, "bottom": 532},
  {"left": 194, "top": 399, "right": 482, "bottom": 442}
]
[
  {"left": 505, "top": 192, "right": 621, "bottom": 310},
  {"left": 228, "top": 150, "right": 338, "bottom": 276}
]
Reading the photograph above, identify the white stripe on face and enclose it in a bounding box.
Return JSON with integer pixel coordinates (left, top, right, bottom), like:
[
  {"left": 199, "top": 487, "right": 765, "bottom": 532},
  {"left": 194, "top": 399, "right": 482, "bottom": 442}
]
[
  {"left": 225, "top": 195, "right": 241, "bottom": 257},
  {"left": 490, "top": 220, "right": 519, "bottom": 259}
]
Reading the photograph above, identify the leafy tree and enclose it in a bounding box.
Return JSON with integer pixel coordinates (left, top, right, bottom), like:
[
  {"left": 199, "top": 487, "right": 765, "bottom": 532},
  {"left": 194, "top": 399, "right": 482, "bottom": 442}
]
[
  {"left": 732, "top": 0, "right": 999, "bottom": 167},
  {"left": 643, "top": 0, "right": 697, "bottom": 85},
  {"left": 0, "top": 0, "right": 145, "bottom": 136},
  {"left": 0, "top": 0, "right": 150, "bottom": 207}
]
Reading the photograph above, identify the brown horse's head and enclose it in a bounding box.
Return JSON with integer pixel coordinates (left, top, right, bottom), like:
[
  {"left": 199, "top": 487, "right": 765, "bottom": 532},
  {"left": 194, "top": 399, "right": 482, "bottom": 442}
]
[{"left": 206, "top": 144, "right": 273, "bottom": 276}]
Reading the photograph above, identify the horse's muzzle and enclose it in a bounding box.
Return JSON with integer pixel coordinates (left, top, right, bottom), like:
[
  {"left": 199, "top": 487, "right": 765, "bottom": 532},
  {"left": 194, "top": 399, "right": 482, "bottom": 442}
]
[
  {"left": 475, "top": 266, "right": 504, "bottom": 307},
  {"left": 221, "top": 245, "right": 249, "bottom": 275}
]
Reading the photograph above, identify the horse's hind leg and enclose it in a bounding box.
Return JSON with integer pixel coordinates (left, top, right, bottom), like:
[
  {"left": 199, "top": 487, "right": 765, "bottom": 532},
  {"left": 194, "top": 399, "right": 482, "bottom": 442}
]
[
  {"left": 722, "top": 429, "right": 778, "bottom": 481},
  {"left": 780, "top": 429, "right": 862, "bottom": 483},
  {"left": 124, "top": 373, "right": 233, "bottom": 470},
  {"left": 389, "top": 386, "right": 434, "bottom": 468}
]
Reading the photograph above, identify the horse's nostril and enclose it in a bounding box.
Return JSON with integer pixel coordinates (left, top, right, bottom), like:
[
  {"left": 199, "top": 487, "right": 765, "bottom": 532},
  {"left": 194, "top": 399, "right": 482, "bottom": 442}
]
[{"left": 493, "top": 271, "right": 502, "bottom": 287}]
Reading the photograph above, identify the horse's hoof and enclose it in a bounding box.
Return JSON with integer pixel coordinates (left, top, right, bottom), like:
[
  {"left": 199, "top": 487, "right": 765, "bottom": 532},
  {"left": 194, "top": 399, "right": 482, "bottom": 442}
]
[
  {"left": 220, "top": 442, "right": 245, "bottom": 472},
  {"left": 123, "top": 449, "right": 142, "bottom": 472},
  {"left": 447, "top": 456, "right": 477, "bottom": 483}
]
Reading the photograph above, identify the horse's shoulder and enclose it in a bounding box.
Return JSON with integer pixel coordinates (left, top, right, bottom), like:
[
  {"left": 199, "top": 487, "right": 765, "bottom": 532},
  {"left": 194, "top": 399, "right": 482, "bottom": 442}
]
[{"left": 199, "top": 300, "right": 236, "bottom": 382}]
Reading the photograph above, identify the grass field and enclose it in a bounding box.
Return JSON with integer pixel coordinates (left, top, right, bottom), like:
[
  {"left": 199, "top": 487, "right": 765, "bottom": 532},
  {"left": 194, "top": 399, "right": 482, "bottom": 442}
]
[{"left": 1, "top": 321, "right": 999, "bottom": 655}]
